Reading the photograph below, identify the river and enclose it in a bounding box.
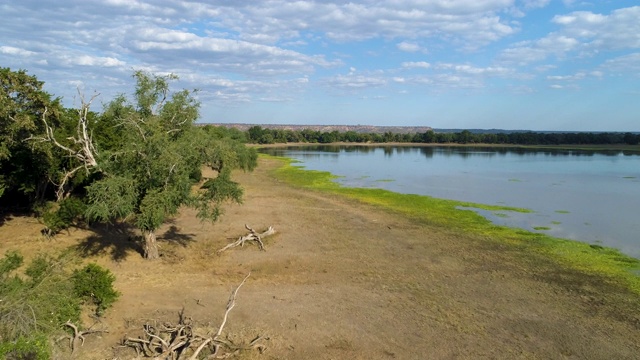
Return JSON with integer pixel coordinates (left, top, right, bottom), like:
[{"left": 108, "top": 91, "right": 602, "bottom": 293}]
[{"left": 261, "top": 145, "right": 640, "bottom": 258}]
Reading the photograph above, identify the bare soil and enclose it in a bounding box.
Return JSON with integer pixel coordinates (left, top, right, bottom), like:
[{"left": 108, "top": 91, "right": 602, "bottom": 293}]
[{"left": 1, "top": 157, "right": 639, "bottom": 359}]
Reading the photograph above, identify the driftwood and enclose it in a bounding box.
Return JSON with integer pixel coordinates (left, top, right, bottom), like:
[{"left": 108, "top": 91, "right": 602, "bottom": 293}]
[
  {"left": 218, "top": 225, "right": 276, "bottom": 253},
  {"left": 122, "top": 273, "right": 267, "bottom": 359},
  {"left": 62, "top": 320, "right": 108, "bottom": 354}
]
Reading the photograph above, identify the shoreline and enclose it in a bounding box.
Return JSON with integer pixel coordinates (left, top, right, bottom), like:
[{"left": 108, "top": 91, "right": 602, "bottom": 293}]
[
  {"left": 266, "top": 154, "right": 640, "bottom": 295},
  {"left": 1, "top": 156, "right": 639, "bottom": 358},
  {"left": 252, "top": 141, "right": 640, "bottom": 153},
  {"left": 258, "top": 145, "right": 640, "bottom": 261}
]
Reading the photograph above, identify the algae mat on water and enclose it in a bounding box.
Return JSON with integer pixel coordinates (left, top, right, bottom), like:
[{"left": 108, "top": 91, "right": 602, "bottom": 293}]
[{"left": 266, "top": 154, "right": 640, "bottom": 295}]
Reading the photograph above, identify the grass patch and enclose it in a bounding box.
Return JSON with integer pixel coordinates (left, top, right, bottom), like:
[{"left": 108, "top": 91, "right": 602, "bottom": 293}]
[
  {"left": 493, "top": 213, "right": 510, "bottom": 218},
  {"left": 555, "top": 210, "right": 570, "bottom": 214},
  {"left": 375, "top": 179, "right": 395, "bottom": 182},
  {"left": 267, "top": 155, "right": 640, "bottom": 295},
  {"left": 551, "top": 221, "right": 562, "bottom": 225},
  {"left": 623, "top": 176, "right": 636, "bottom": 179},
  {"left": 533, "top": 226, "right": 551, "bottom": 231}
]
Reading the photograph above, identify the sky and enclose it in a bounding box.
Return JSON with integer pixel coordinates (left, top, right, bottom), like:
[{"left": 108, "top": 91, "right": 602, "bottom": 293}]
[{"left": 1, "top": 1, "right": 639, "bottom": 131}]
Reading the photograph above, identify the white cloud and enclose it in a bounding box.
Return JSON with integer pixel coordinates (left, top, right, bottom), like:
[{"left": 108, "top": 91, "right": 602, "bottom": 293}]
[
  {"left": 553, "top": 7, "right": 640, "bottom": 51},
  {"left": 501, "top": 6, "right": 640, "bottom": 65},
  {"left": 73, "top": 55, "right": 126, "bottom": 67},
  {"left": 401, "top": 61, "right": 431, "bottom": 69},
  {"left": 546, "top": 72, "right": 586, "bottom": 81},
  {"left": 521, "top": 0, "right": 551, "bottom": 9},
  {"left": 325, "top": 73, "right": 387, "bottom": 90},
  {"left": 0, "top": 46, "right": 37, "bottom": 56},
  {"left": 600, "top": 53, "right": 640, "bottom": 76},
  {"left": 208, "top": 1, "right": 519, "bottom": 46},
  {"left": 397, "top": 41, "right": 422, "bottom": 52},
  {"left": 435, "top": 63, "right": 513, "bottom": 76},
  {"left": 499, "top": 35, "right": 579, "bottom": 65}
]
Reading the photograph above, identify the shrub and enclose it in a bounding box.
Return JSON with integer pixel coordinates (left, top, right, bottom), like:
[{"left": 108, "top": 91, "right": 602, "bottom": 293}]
[
  {"left": 41, "top": 197, "right": 87, "bottom": 235},
  {"left": 0, "top": 252, "right": 121, "bottom": 356},
  {"left": 0, "top": 333, "right": 51, "bottom": 360},
  {"left": 0, "top": 253, "right": 82, "bottom": 340},
  {"left": 0, "top": 251, "right": 121, "bottom": 356},
  {"left": 72, "top": 263, "right": 120, "bottom": 315}
]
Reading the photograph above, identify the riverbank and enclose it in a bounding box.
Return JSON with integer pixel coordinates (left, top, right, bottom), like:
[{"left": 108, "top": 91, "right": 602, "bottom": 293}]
[
  {"left": 1, "top": 156, "right": 639, "bottom": 359},
  {"left": 253, "top": 141, "right": 640, "bottom": 153}
]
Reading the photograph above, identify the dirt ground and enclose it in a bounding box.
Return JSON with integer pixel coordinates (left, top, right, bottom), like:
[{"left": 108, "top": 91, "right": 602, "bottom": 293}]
[{"left": 1, "top": 157, "right": 639, "bottom": 359}]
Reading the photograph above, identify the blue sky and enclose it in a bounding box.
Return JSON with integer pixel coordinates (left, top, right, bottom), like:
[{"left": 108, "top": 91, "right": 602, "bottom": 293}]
[{"left": 1, "top": 0, "right": 638, "bottom": 131}]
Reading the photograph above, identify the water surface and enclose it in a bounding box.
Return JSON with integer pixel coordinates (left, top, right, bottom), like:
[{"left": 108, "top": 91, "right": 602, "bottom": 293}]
[{"left": 262, "top": 146, "right": 640, "bottom": 258}]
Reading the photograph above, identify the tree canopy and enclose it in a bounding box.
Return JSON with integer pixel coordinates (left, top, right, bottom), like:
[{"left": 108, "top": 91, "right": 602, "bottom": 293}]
[
  {"left": 81, "top": 71, "right": 256, "bottom": 259},
  {"left": 0, "top": 68, "right": 63, "bottom": 205},
  {"left": 1, "top": 68, "right": 257, "bottom": 259}
]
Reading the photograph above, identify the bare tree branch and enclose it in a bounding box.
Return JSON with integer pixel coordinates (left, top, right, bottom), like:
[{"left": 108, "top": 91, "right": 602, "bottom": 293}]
[
  {"left": 63, "top": 320, "right": 108, "bottom": 354},
  {"left": 122, "top": 273, "right": 266, "bottom": 359},
  {"left": 218, "top": 225, "right": 275, "bottom": 253},
  {"left": 26, "top": 91, "right": 101, "bottom": 201}
]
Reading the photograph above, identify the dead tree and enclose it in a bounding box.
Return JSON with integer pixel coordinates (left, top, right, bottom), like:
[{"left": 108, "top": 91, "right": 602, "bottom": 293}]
[
  {"left": 218, "top": 225, "right": 276, "bottom": 253},
  {"left": 122, "top": 273, "right": 267, "bottom": 359},
  {"left": 28, "top": 91, "right": 100, "bottom": 201}
]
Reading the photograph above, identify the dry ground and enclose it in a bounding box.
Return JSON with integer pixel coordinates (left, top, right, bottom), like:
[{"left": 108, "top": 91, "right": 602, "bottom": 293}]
[{"left": 1, "top": 157, "right": 639, "bottom": 359}]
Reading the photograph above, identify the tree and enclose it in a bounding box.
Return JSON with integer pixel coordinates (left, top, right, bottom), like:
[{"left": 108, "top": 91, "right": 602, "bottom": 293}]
[
  {"left": 30, "top": 92, "right": 101, "bottom": 201},
  {"left": 84, "top": 71, "right": 257, "bottom": 259},
  {"left": 0, "top": 68, "right": 64, "bottom": 206},
  {"left": 247, "top": 125, "right": 265, "bottom": 143},
  {"left": 623, "top": 132, "right": 639, "bottom": 145}
]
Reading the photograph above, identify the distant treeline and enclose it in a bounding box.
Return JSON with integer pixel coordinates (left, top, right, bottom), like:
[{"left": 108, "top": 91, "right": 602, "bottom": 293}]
[{"left": 236, "top": 125, "right": 640, "bottom": 146}]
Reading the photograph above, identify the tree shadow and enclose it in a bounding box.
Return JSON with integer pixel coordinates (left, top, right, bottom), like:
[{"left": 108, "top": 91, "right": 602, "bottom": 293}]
[
  {"left": 76, "top": 221, "right": 197, "bottom": 261},
  {"left": 160, "top": 224, "right": 195, "bottom": 248},
  {"left": 0, "top": 211, "right": 10, "bottom": 227},
  {"left": 0, "top": 207, "right": 31, "bottom": 227},
  {"left": 76, "top": 222, "right": 141, "bottom": 262}
]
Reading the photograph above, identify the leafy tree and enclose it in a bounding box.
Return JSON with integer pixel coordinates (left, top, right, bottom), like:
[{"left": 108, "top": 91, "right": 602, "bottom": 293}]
[
  {"left": 455, "top": 130, "right": 473, "bottom": 144},
  {"left": 84, "top": 71, "right": 257, "bottom": 259},
  {"left": 623, "top": 132, "right": 639, "bottom": 145},
  {"left": 247, "top": 125, "right": 265, "bottom": 143},
  {"left": 0, "top": 68, "right": 64, "bottom": 206}
]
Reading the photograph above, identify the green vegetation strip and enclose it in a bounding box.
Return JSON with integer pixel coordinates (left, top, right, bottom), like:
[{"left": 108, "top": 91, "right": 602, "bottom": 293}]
[{"left": 265, "top": 154, "right": 640, "bottom": 294}]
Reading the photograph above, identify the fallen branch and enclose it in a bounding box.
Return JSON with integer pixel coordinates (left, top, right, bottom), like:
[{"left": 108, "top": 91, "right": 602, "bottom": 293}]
[
  {"left": 218, "top": 225, "right": 276, "bottom": 253},
  {"left": 63, "top": 320, "right": 108, "bottom": 354},
  {"left": 122, "top": 273, "right": 267, "bottom": 359}
]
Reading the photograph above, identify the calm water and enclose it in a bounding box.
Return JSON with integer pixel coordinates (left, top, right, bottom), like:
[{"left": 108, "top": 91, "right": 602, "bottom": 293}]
[{"left": 262, "top": 146, "right": 640, "bottom": 258}]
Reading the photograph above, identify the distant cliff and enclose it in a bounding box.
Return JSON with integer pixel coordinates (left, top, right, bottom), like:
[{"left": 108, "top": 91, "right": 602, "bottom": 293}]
[{"left": 200, "top": 123, "right": 433, "bottom": 134}]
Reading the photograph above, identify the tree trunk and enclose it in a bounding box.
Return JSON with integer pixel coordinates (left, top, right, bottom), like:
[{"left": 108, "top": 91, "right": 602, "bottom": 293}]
[{"left": 143, "top": 230, "right": 160, "bottom": 259}]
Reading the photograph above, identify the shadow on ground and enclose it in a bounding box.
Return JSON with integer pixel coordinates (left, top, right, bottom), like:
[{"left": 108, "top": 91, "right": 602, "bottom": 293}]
[{"left": 76, "top": 221, "right": 196, "bottom": 261}]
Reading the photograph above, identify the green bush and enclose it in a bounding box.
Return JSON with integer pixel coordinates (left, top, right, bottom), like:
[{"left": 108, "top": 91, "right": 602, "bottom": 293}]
[
  {"left": 41, "top": 197, "right": 87, "bottom": 235},
  {"left": 0, "top": 252, "right": 120, "bottom": 356},
  {"left": 0, "top": 333, "right": 51, "bottom": 360},
  {"left": 0, "top": 253, "right": 82, "bottom": 340},
  {"left": 0, "top": 251, "right": 23, "bottom": 277},
  {"left": 72, "top": 263, "right": 120, "bottom": 315}
]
